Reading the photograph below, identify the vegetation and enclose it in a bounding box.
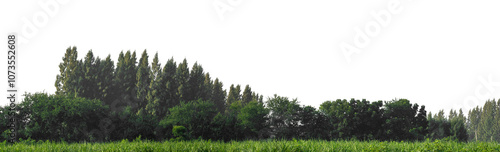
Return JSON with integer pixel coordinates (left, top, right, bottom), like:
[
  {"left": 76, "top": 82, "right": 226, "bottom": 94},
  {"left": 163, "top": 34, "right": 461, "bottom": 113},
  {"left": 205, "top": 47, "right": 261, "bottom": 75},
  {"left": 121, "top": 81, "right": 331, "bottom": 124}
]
[
  {"left": 1, "top": 46, "right": 500, "bottom": 147},
  {"left": 0, "top": 139, "right": 499, "bottom": 151}
]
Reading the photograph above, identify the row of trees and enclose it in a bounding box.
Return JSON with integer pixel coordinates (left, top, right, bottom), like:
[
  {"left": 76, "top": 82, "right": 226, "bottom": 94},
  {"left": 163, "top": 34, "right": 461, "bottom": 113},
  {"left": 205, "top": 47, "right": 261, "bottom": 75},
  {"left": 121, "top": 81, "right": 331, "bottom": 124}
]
[
  {"left": 1, "top": 46, "right": 499, "bottom": 142},
  {"left": 468, "top": 99, "right": 500, "bottom": 142},
  {"left": 54, "top": 46, "right": 263, "bottom": 117}
]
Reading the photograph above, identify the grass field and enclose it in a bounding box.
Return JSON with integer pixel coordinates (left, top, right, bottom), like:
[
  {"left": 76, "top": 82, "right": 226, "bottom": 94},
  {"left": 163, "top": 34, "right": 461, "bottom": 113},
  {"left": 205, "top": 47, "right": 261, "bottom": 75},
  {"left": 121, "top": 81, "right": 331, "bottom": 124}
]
[{"left": 1, "top": 139, "right": 499, "bottom": 151}]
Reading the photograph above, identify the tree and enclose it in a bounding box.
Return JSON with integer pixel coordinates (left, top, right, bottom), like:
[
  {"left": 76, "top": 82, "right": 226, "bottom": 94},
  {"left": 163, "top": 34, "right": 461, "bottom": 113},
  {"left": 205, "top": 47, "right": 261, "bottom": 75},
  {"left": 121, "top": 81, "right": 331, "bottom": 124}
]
[
  {"left": 113, "top": 51, "right": 138, "bottom": 112},
  {"left": 163, "top": 99, "right": 217, "bottom": 139},
  {"left": 97, "top": 55, "right": 115, "bottom": 105},
  {"left": 241, "top": 85, "right": 253, "bottom": 105},
  {"left": 227, "top": 84, "right": 241, "bottom": 107},
  {"left": 136, "top": 50, "right": 151, "bottom": 114},
  {"left": 382, "top": 99, "right": 426, "bottom": 141},
  {"left": 187, "top": 62, "right": 205, "bottom": 101},
  {"left": 162, "top": 57, "right": 178, "bottom": 110},
  {"left": 202, "top": 73, "right": 213, "bottom": 101},
  {"left": 21, "top": 93, "right": 108, "bottom": 142},
  {"left": 299, "top": 105, "right": 329, "bottom": 140},
  {"left": 449, "top": 109, "right": 467, "bottom": 142},
  {"left": 176, "top": 59, "right": 190, "bottom": 103},
  {"left": 81, "top": 50, "right": 98, "bottom": 100},
  {"left": 266, "top": 94, "right": 301, "bottom": 139},
  {"left": 238, "top": 100, "right": 269, "bottom": 139},
  {"left": 55, "top": 46, "right": 80, "bottom": 97},
  {"left": 146, "top": 52, "right": 162, "bottom": 116},
  {"left": 212, "top": 78, "right": 226, "bottom": 113}
]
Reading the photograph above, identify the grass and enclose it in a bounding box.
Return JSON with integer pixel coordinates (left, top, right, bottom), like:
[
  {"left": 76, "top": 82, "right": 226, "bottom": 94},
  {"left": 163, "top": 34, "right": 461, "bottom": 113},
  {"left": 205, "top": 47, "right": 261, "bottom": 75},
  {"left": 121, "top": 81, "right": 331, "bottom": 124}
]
[{"left": 0, "top": 139, "right": 499, "bottom": 151}]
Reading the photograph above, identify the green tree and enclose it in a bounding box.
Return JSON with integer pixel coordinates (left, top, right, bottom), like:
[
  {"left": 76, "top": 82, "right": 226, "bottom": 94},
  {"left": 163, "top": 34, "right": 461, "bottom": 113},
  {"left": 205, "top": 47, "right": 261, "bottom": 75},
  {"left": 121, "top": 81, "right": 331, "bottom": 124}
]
[
  {"left": 113, "top": 51, "right": 138, "bottom": 112},
  {"left": 202, "top": 73, "right": 213, "bottom": 101},
  {"left": 227, "top": 84, "right": 241, "bottom": 107},
  {"left": 163, "top": 99, "right": 217, "bottom": 139},
  {"left": 266, "top": 94, "right": 301, "bottom": 139},
  {"left": 55, "top": 46, "right": 80, "bottom": 97},
  {"left": 187, "top": 62, "right": 205, "bottom": 101},
  {"left": 212, "top": 78, "right": 226, "bottom": 113},
  {"left": 146, "top": 52, "right": 162, "bottom": 116},
  {"left": 162, "top": 58, "right": 178, "bottom": 110},
  {"left": 383, "top": 99, "right": 426, "bottom": 141},
  {"left": 299, "top": 105, "right": 329, "bottom": 140},
  {"left": 21, "top": 93, "right": 108, "bottom": 142},
  {"left": 449, "top": 109, "right": 467, "bottom": 142},
  {"left": 241, "top": 85, "right": 253, "bottom": 105},
  {"left": 81, "top": 50, "right": 98, "bottom": 100},
  {"left": 136, "top": 50, "right": 151, "bottom": 114},
  {"left": 175, "top": 59, "right": 190, "bottom": 103},
  {"left": 238, "top": 100, "right": 269, "bottom": 139},
  {"left": 97, "top": 55, "right": 115, "bottom": 105}
]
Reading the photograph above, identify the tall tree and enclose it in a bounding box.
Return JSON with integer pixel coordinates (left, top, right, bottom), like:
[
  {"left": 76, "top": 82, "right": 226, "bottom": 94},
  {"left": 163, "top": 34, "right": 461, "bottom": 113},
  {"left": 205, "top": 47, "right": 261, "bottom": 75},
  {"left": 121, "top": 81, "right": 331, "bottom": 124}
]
[
  {"left": 266, "top": 94, "right": 301, "bottom": 139},
  {"left": 176, "top": 59, "right": 190, "bottom": 103},
  {"left": 136, "top": 50, "right": 151, "bottom": 114},
  {"left": 227, "top": 84, "right": 241, "bottom": 106},
  {"left": 113, "top": 50, "right": 138, "bottom": 111},
  {"left": 162, "top": 57, "right": 178, "bottom": 109},
  {"left": 55, "top": 46, "right": 80, "bottom": 96},
  {"left": 241, "top": 85, "right": 253, "bottom": 105},
  {"left": 98, "top": 55, "right": 115, "bottom": 105},
  {"left": 146, "top": 52, "right": 162, "bottom": 116},
  {"left": 212, "top": 78, "right": 226, "bottom": 113},
  {"left": 187, "top": 62, "right": 205, "bottom": 101},
  {"left": 202, "top": 73, "right": 213, "bottom": 101},
  {"left": 81, "top": 50, "right": 98, "bottom": 99}
]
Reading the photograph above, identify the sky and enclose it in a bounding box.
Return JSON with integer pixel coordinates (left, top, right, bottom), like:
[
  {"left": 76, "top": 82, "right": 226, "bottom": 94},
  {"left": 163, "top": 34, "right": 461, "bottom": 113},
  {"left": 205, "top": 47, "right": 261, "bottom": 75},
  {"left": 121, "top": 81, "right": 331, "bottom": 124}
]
[{"left": 1, "top": 0, "right": 500, "bottom": 115}]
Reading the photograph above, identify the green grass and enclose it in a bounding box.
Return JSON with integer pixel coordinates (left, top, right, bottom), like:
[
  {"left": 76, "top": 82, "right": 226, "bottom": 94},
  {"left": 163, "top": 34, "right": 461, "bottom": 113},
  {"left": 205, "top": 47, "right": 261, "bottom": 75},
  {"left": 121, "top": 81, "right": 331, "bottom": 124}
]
[{"left": 0, "top": 139, "right": 499, "bottom": 152}]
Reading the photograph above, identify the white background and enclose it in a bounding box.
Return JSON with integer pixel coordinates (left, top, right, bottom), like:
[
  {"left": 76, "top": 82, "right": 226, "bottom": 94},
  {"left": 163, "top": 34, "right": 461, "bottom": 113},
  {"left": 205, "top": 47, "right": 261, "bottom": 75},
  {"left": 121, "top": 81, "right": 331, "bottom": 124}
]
[{"left": 1, "top": 0, "right": 500, "bottom": 115}]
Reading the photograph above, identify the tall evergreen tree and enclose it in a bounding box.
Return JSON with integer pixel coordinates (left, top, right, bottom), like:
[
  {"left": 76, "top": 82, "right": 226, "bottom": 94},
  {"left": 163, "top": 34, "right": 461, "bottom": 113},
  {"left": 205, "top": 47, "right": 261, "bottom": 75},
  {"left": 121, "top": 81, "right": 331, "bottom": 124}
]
[
  {"left": 81, "top": 50, "right": 97, "bottom": 99},
  {"left": 113, "top": 50, "right": 138, "bottom": 111},
  {"left": 136, "top": 50, "right": 151, "bottom": 114},
  {"left": 241, "top": 85, "right": 252, "bottom": 105},
  {"left": 212, "top": 78, "right": 226, "bottom": 113},
  {"left": 98, "top": 55, "right": 115, "bottom": 105},
  {"left": 162, "top": 57, "right": 178, "bottom": 110},
  {"left": 55, "top": 46, "right": 80, "bottom": 96},
  {"left": 227, "top": 84, "right": 241, "bottom": 106},
  {"left": 202, "top": 73, "right": 213, "bottom": 101},
  {"left": 146, "top": 52, "right": 162, "bottom": 116},
  {"left": 188, "top": 62, "right": 205, "bottom": 101},
  {"left": 176, "top": 59, "right": 190, "bottom": 102}
]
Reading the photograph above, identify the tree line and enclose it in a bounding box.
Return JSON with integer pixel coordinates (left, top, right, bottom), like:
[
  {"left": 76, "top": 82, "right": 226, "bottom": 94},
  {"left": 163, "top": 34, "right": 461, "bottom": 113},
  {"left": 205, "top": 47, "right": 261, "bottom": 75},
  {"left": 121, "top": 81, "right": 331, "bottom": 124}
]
[{"left": 1, "top": 46, "right": 499, "bottom": 142}]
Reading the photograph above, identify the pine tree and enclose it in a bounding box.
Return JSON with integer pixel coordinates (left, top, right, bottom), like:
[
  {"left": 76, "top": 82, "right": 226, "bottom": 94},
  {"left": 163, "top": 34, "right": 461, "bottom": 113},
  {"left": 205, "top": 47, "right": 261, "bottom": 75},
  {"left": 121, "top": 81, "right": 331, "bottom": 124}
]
[
  {"left": 113, "top": 50, "right": 138, "bottom": 111},
  {"left": 203, "top": 73, "right": 213, "bottom": 101},
  {"left": 227, "top": 84, "right": 241, "bottom": 106},
  {"left": 55, "top": 46, "right": 80, "bottom": 96},
  {"left": 136, "top": 50, "right": 151, "bottom": 114},
  {"left": 98, "top": 55, "right": 115, "bottom": 105},
  {"left": 146, "top": 52, "right": 162, "bottom": 116},
  {"left": 162, "top": 57, "right": 178, "bottom": 110},
  {"left": 176, "top": 58, "right": 190, "bottom": 102},
  {"left": 81, "top": 50, "right": 97, "bottom": 99},
  {"left": 212, "top": 78, "right": 226, "bottom": 113},
  {"left": 188, "top": 62, "right": 205, "bottom": 101},
  {"left": 241, "top": 85, "right": 252, "bottom": 105}
]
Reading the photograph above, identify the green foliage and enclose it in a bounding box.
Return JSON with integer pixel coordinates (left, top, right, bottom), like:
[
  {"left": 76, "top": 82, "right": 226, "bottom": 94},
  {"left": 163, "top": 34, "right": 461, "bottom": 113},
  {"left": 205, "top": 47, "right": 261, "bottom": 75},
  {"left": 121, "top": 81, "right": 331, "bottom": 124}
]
[
  {"left": 164, "top": 99, "right": 217, "bottom": 140},
  {"left": 227, "top": 84, "right": 241, "bottom": 106},
  {"left": 0, "top": 140, "right": 498, "bottom": 151},
  {"left": 136, "top": 50, "right": 151, "bottom": 114},
  {"left": 238, "top": 100, "right": 269, "bottom": 139},
  {"left": 172, "top": 126, "right": 187, "bottom": 141},
  {"left": 467, "top": 99, "right": 500, "bottom": 142},
  {"left": 19, "top": 93, "right": 108, "bottom": 142},
  {"left": 266, "top": 94, "right": 302, "bottom": 139},
  {"left": 211, "top": 78, "right": 226, "bottom": 113}
]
